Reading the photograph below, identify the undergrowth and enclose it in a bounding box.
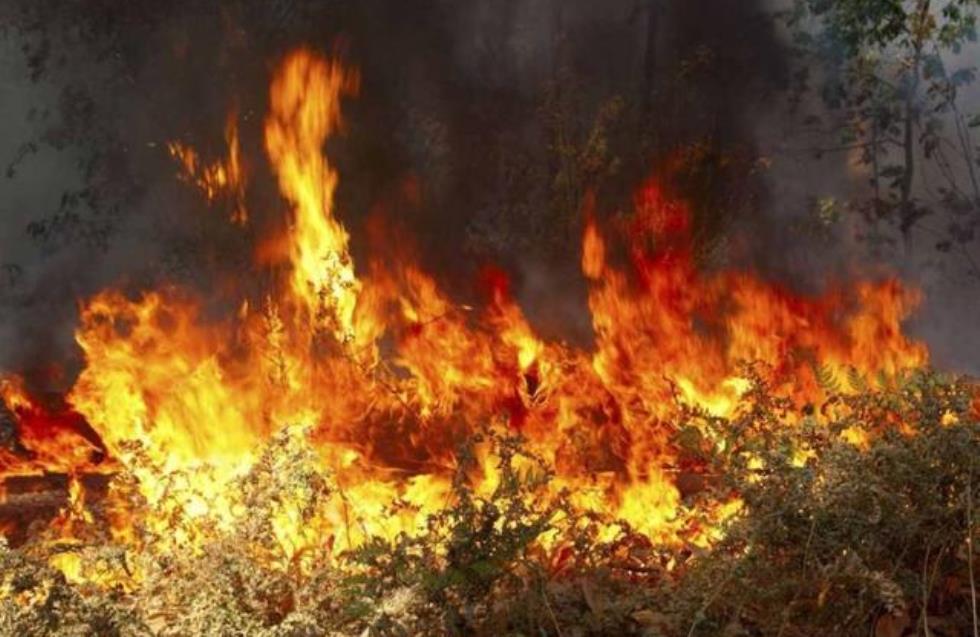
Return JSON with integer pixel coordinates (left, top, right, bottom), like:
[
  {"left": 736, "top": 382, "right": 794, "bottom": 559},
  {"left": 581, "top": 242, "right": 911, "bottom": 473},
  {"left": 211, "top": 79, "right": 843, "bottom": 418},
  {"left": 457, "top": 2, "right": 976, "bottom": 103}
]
[{"left": 2, "top": 368, "right": 979, "bottom": 636}]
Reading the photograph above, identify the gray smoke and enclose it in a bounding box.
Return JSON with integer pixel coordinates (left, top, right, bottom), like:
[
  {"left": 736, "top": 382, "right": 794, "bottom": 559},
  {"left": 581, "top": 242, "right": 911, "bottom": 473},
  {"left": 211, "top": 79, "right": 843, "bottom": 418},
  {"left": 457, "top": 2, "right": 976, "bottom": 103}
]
[
  {"left": 751, "top": 0, "right": 980, "bottom": 374},
  {"left": 1, "top": 0, "right": 974, "bottom": 395}
]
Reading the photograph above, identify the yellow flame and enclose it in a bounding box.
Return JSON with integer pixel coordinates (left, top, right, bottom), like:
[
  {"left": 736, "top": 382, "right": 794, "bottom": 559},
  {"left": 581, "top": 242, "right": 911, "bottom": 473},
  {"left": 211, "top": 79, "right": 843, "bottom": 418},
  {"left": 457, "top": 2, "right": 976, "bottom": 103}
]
[{"left": 264, "top": 49, "right": 361, "bottom": 344}]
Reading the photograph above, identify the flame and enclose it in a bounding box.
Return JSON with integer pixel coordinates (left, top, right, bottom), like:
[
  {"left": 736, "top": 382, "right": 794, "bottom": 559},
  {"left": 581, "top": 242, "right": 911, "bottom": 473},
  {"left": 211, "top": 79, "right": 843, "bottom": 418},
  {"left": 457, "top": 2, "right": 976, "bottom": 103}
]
[
  {"left": 0, "top": 376, "right": 110, "bottom": 477},
  {"left": 169, "top": 111, "right": 247, "bottom": 224},
  {"left": 1, "top": 49, "right": 931, "bottom": 586},
  {"left": 264, "top": 49, "right": 361, "bottom": 343}
]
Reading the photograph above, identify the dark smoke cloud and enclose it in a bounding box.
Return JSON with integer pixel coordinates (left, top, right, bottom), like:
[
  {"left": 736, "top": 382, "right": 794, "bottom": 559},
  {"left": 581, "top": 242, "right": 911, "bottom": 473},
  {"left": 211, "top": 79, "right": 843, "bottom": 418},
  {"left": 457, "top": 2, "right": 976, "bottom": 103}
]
[{"left": 4, "top": 0, "right": 972, "bottom": 392}]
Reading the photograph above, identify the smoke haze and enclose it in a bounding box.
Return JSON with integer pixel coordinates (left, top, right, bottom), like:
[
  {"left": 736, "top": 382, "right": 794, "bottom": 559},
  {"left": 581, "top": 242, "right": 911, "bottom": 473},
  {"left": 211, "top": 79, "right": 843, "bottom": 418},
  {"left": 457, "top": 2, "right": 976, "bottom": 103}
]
[{"left": 0, "top": 0, "right": 976, "bottom": 391}]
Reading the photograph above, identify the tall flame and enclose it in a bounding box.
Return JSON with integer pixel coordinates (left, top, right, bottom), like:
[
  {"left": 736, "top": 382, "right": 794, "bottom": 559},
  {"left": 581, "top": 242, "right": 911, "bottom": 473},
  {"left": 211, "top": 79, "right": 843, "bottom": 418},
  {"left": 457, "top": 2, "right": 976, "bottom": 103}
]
[{"left": 264, "top": 50, "right": 361, "bottom": 343}]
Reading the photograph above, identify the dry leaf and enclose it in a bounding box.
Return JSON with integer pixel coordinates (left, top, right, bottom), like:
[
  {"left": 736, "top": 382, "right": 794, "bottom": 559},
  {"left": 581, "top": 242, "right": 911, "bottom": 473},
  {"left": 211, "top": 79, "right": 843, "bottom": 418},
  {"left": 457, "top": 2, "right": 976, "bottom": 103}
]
[
  {"left": 632, "top": 609, "right": 666, "bottom": 626},
  {"left": 580, "top": 579, "right": 601, "bottom": 614},
  {"left": 874, "top": 608, "right": 909, "bottom": 637}
]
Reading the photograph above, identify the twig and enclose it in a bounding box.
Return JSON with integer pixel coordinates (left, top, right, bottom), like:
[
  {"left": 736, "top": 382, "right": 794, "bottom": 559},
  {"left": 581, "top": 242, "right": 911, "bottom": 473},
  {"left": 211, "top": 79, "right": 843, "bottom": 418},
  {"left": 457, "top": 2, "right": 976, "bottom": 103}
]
[
  {"left": 920, "top": 539, "right": 945, "bottom": 637},
  {"left": 541, "top": 583, "right": 564, "bottom": 637},
  {"left": 336, "top": 483, "right": 353, "bottom": 552},
  {"left": 777, "top": 517, "right": 817, "bottom": 637},
  {"left": 609, "top": 561, "right": 661, "bottom": 574},
  {"left": 968, "top": 469, "right": 979, "bottom": 637},
  {"left": 923, "top": 544, "right": 933, "bottom": 637},
  {"left": 687, "top": 546, "right": 743, "bottom": 637}
]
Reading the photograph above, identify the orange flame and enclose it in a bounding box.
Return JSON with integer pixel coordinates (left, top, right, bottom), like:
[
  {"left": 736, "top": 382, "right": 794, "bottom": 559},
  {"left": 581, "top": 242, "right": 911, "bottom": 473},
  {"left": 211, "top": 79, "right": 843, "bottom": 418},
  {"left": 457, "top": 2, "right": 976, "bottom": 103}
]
[
  {"left": 169, "top": 111, "right": 247, "bottom": 224},
  {"left": 264, "top": 49, "right": 361, "bottom": 343},
  {"left": 1, "top": 49, "right": 930, "bottom": 582}
]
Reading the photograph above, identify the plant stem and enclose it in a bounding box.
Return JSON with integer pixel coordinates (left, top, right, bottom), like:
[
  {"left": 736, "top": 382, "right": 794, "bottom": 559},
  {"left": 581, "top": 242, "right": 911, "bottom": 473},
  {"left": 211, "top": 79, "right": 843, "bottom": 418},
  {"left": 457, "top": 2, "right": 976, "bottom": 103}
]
[{"left": 968, "top": 470, "right": 978, "bottom": 637}]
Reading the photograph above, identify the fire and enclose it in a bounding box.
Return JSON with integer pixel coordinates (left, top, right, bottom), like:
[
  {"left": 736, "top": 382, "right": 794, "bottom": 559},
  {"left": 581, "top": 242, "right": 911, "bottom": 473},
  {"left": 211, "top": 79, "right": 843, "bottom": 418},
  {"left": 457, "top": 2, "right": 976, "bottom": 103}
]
[
  {"left": 168, "top": 111, "right": 247, "bottom": 224},
  {"left": 264, "top": 50, "right": 361, "bottom": 343},
  {"left": 0, "top": 376, "right": 110, "bottom": 477},
  {"left": 1, "top": 49, "right": 929, "bottom": 586}
]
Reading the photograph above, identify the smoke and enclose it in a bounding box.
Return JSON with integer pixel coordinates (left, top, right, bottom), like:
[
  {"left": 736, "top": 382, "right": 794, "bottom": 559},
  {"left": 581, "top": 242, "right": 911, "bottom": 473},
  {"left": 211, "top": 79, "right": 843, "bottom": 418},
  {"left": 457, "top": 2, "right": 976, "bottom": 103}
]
[
  {"left": 749, "top": 0, "right": 980, "bottom": 374},
  {"left": 3, "top": 0, "right": 973, "bottom": 391}
]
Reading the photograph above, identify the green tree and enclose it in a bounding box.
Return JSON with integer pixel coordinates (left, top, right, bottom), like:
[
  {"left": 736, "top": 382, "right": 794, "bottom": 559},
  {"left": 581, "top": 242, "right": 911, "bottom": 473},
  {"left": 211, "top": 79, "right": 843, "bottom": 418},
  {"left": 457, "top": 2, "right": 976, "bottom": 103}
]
[{"left": 784, "top": 0, "right": 980, "bottom": 276}]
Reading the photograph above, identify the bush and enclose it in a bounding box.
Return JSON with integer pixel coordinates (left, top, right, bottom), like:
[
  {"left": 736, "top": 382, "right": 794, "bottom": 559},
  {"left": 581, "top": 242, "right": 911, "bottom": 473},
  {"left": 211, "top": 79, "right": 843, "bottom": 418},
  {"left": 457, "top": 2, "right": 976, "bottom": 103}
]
[
  {"left": 657, "top": 368, "right": 980, "bottom": 636},
  {"left": 2, "top": 369, "right": 979, "bottom": 636}
]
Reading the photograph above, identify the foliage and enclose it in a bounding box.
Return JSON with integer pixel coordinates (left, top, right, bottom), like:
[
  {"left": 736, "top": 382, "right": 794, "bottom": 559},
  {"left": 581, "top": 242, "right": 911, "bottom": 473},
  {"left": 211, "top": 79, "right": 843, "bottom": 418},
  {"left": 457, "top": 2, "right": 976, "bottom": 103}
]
[
  {"left": 657, "top": 367, "right": 980, "bottom": 636},
  {"left": 2, "top": 371, "right": 980, "bottom": 636},
  {"left": 0, "top": 536, "right": 149, "bottom": 637},
  {"left": 783, "top": 0, "right": 980, "bottom": 274}
]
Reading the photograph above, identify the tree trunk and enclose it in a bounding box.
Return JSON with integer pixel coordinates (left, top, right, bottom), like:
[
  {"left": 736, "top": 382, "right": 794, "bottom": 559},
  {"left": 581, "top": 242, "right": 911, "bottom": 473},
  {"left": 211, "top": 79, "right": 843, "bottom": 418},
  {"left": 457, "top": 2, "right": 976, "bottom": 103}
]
[
  {"left": 900, "top": 0, "right": 932, "bottom": 250},
  {"left": 900, "top": 88, "right": 917, "bottom": 250}
]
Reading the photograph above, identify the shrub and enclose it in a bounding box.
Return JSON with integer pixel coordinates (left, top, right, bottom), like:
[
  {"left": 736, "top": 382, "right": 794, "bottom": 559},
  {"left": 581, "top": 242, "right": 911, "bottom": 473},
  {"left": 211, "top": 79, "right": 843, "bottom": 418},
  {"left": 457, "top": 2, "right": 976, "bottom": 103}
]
[{"left": 2, "top": 369, "right": 979, "bottom": 636}]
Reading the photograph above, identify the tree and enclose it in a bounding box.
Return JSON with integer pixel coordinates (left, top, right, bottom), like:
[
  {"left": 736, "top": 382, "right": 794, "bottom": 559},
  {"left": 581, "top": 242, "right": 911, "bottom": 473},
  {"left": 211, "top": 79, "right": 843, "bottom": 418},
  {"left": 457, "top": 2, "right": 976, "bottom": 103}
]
[{"left": 783, "top": 0, "right": 980, "bottom": 277}]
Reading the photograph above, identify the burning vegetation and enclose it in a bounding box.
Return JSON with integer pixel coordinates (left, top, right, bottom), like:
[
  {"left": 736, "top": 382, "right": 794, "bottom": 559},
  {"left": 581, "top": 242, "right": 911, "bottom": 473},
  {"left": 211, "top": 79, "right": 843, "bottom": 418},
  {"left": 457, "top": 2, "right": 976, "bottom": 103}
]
[{"left": 1, "top": 48, "right": 979, "bottom": 636}]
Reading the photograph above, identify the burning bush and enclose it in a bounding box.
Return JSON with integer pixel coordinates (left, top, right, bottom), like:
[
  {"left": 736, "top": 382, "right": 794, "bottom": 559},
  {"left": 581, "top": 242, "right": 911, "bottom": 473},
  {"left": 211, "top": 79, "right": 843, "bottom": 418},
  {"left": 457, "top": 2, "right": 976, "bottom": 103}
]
[
  {"left": 2, "top": 370, "right": 980, "bottom": 636},
  {"left": 0, "top": 47, "right": 970, "bottom": 636}
]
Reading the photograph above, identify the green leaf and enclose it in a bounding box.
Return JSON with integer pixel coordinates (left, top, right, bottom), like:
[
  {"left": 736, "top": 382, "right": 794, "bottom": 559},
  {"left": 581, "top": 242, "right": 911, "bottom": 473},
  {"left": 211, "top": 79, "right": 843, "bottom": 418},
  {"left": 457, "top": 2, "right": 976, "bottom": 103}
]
[
  {"left": 813, "top": 363, "right": 842, "bottom": 394},
  {"left": 951, "top": 68, "right": 977, "bottom": 87},
  {"left": 848, "top": 367, "right": 869, "bottom": 392},
  {"left": 923, "top": 54, "right": 946, "bottom": 80}
]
